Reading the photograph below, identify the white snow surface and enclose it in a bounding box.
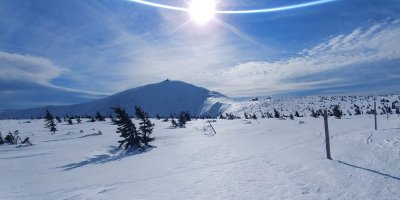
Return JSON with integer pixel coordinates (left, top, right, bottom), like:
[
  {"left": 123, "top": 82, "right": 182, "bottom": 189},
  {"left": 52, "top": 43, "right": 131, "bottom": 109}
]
[
  {"left": 223, "top": 95, "right": 400, "bottom": 118},
  {"left": 1, "top": 115, "right": 400, "bottom": 199}
]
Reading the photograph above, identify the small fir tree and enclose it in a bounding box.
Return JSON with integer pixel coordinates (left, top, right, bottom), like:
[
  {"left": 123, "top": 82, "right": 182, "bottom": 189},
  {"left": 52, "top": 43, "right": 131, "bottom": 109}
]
[
  {"left": 21, "top": 137, "right": 32, "bottom": 146},
  {"left": 0, "top": 131, "right": 4, "bottom": 145},
  {"left": 44, "top": 110, "right": 57, "bottom": 134},
  {"left": 171, "top": 119, "right": 178, "bottom": 127},
  {"left": 178, "top": 114, "right": 187, "bottom": 127},
  {"left": 328, "top": 110, "right": 333, "bottom": 116},
  {"left": 387, "top": 106, "right": 392, "bottom": 114},
  {"left": 177, "top": 111, "right": 191, "bottom": 127},
  {"left": 274, "top": 108, "right": 280, "bottom": 118},
  {"left": 135, "top": 106, "right": 155, "bottom": 146},
  {"left": 354, "top": 104, "right": 361, "bottom": 115},
  {"left": 347, "top": 110, "right": 352, "bottom": 116},
  {"left": 183, "top": 111, "right": 191, "bottom": 121},
  {"left": 109, "top": 115, "right": 116, "bottom": 123},
  {"left": 332, "top": 105, "right": 343, "bottom": 119},
  {"left": 95, "top": 111, "right": 105, "bottom": 121},
  {"left": 55, "top": 116, "right": 62, "bottom": 123},
  {"left": 392, "top": 102, "right": 397, "bottom": 109},
  {"left": 113, "top": 107, "right": 141, "bottom": 150},
  {"left": 4, "top": 132, "right": 16, "bottom": 144},
  {"left": 226, "top": 113, "right": 236, "bottom": 120},
  {"left": 310, "top": 109, "right": 319, "bottom": 118}
]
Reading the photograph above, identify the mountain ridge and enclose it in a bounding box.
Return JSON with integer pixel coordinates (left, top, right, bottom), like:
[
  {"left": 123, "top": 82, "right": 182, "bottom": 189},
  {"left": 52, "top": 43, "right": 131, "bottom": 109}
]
[{"left": 0, "top": 80, "right": 235, "bottom": 119}]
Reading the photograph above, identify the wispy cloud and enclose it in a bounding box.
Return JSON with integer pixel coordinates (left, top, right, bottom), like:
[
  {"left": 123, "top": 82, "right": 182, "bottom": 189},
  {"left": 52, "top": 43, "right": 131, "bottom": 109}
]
[
  {"left": 1, "top": 0, "right": 399, "bottom": 109},
  {"left": 0, "top": 51, "right": 109, "bottom": 97},
  {"left": 87, "top": 7, "right": 277, "bottom": 92},
  {"left": 0, "top": 51, "right": 64, "bottom": 84},
  {"left": 210, "top": 19, "right": 400, "bottom": 96},
  {"left": 215, "top": 19, "right": 261, "bottom": 46}
]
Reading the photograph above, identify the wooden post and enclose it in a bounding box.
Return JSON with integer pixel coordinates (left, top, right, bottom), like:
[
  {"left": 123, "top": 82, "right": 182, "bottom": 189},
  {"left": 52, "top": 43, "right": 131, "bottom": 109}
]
[
  {"left": 323, "top": 110, "right": 332, "bottom": 160},
  {"left": 386, "top": 103, "right": 389, "bottom": 120},
  {"left": 374, "top": 102, "right": 377, "bottom": 130},
  {"left": 208, "top": 121, "right": 216, "bottom": 136}
]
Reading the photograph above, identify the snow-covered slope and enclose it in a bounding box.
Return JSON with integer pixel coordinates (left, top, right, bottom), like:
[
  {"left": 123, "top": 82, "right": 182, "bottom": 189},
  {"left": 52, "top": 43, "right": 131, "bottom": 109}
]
[
  {"left": 1, "top": 116, "right": 399, "bottom": 199},
  {"left": 0, "top": 80, "right": 234, "bottom": 119},
  {"left": 223, "top": 95, "right": 400, "bottom": 118}
]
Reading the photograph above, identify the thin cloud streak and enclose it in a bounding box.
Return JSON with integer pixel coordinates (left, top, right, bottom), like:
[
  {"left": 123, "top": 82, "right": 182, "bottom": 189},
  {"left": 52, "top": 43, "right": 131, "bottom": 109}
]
[
  {"left": 210, "top": 19, "right": 400, "bottom": 97},
  {"left": 215, "top": 19, "right": 262, "bottom": 47},
  {"left": 0, "top": 51, "right": 110, "bottom": 97}
]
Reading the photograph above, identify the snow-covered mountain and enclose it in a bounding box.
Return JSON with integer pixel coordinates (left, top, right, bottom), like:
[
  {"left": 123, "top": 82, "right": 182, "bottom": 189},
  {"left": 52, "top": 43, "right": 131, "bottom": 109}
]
[
  {"left": 0, "top": 80, "right": 234, "bottom": 119},
  {"left": 1, "top": 79, "right": 399, "bottom": 120}
]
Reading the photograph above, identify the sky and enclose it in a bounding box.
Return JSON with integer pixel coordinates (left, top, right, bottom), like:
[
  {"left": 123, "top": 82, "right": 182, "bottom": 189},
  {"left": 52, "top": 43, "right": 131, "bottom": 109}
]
[{"left": 1, "top": 0, "right": 400, "bottom": 109}]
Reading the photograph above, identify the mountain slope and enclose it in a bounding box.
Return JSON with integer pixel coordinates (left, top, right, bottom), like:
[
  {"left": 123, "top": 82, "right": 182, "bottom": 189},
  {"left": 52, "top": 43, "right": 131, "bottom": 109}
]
[
  {"left": 0, "top": 80, "right": 234, "bottom": 119},
  {"left": 223, "top": 95, "right": 400, "bottom": 118}
]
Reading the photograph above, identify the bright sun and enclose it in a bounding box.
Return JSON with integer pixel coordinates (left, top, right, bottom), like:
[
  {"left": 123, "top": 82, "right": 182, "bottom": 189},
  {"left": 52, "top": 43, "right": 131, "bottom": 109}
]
[{"left": 188, "top": 0, "right": 216, "bottom": 25}]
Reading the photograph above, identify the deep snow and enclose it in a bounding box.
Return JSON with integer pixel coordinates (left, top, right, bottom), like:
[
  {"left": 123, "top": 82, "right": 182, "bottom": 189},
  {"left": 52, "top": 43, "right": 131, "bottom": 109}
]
[{"left": 1, "top": 115, "right": 399, "bottom": 199}]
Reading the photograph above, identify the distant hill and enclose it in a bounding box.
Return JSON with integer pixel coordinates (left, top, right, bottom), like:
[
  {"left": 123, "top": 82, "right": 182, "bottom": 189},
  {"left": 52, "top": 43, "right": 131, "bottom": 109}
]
[{"left": 0, "top": 80, "right": 234, "bottom": 119}]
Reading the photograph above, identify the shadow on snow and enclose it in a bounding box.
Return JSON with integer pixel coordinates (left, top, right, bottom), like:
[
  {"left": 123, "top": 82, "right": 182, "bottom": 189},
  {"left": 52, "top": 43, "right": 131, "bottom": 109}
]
[
  {"left": 42, "top": 133, "right": 102, "bottom": 143},
  {"left": 59, "top": 146, "right": 153, "bottom": 171},
  {"left": 337, "top": 160, "right": 400, "bottom": 181}
]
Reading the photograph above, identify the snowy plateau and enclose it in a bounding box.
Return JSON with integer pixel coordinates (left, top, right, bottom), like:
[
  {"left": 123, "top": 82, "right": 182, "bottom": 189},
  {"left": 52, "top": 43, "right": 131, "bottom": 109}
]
[{"left": 0, "top": 81, "right": 400, "bottom": 200}]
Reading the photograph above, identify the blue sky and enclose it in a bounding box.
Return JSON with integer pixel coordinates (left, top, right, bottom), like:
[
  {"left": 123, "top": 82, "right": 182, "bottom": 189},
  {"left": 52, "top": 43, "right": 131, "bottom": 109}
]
[{"left": 1, "top": 0, "right": 400, "bottom": 109}]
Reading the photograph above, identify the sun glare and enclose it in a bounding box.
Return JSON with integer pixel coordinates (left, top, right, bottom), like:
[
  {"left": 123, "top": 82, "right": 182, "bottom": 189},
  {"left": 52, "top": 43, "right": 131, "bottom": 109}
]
[{"left": 188, "top": 0, "right": 216, "bottom": 25}]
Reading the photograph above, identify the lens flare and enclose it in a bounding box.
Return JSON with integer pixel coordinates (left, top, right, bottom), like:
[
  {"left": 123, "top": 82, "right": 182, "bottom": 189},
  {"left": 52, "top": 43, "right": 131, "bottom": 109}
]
[{"left": 126, "top": 0, "right": 337, "bottom": 14}]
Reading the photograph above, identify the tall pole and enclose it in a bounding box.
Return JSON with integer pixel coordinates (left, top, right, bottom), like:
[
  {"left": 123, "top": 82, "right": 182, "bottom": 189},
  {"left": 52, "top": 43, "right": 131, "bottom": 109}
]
[
  {"left": 323, "top": 110, "right": 332, "bottom": 160},
  {"left": 374, "top": 101, "right": 377, "bottom": 130},
  {"left": 386, "top": 103, "right": 389, "bottom": 120}
]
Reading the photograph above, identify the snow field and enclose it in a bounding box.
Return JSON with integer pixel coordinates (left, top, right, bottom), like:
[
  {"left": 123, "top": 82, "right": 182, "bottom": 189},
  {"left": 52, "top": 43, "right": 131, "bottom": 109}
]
[{"left": 0, "top": 115, "right": 399, "bottom": 199}]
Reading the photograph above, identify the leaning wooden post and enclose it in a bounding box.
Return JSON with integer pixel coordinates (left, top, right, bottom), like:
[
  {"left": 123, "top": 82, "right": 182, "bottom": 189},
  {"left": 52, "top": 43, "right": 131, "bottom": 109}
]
[
  {"left": 374, "top": 101, "right": 377, "bottom": 130},
  {"left": 323, "top": 110, "right": 332, "bottom": 160},
  {"left": 208, "top": 121, "right": 216, "bottom": 136}
]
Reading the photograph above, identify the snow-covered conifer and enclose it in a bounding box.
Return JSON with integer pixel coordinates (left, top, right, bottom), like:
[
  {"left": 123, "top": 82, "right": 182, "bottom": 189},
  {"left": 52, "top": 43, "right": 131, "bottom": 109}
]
[{"left": 44, "top": 110, "right": 57, "bottom": 134}]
